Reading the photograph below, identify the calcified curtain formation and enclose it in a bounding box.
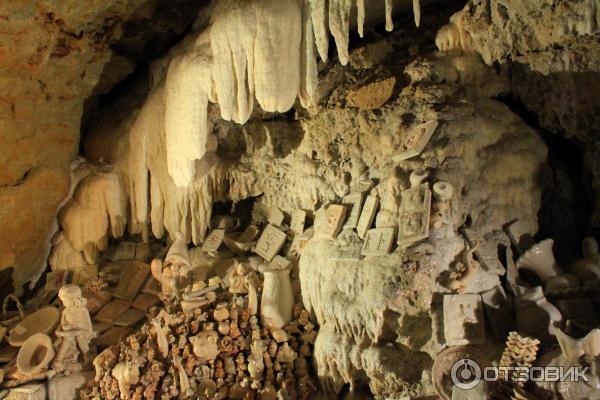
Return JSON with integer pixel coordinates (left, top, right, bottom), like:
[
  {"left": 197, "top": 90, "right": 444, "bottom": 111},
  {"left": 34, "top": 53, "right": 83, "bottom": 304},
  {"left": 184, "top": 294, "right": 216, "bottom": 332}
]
[{"left": 51, "top": 0, "right": 423, "bottom": 269}]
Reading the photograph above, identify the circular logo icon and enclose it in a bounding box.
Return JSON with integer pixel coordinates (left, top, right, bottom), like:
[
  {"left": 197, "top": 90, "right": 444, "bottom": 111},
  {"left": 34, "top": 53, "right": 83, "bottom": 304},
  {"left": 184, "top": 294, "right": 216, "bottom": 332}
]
[{"left": 451, "top": 358, "right": 482, "bottom": 390}]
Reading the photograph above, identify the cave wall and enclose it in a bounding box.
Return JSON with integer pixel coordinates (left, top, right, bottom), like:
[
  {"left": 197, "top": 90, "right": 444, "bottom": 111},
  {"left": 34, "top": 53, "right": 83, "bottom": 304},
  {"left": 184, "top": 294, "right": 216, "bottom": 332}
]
[{"left": 0, "top": 0, "right": 204, "bottom": 288}]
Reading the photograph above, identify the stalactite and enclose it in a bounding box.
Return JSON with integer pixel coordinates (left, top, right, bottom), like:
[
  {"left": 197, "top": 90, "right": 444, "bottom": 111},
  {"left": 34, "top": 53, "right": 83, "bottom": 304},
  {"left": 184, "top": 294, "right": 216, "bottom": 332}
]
[
  {"left": 59, "top": 169, "right": 127, "bottom": 263},
  {"left": 309, "top": 0, "right": 330, "bottom": 62},
  {"left": 357, "top": 0, "right": 366, "bottom": 37},
  {"left": 413, "top": 0, "right": 421, "bottom": 27},
  {"left": 328, "top": 0, "right": 353, "bottom": 65},
  {"left": 385, "top": 0, "right": 394, "bottom": 31},
  {"left": 164, "top": 47, "right": 212, "bottom": 187}
]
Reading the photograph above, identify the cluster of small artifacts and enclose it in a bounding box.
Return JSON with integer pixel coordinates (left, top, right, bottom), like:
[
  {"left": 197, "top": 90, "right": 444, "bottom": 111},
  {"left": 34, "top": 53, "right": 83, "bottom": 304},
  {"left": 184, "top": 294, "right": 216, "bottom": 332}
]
[
  {"left": 0, "top": 204, "right": 324, "bottom": 399},
  {"left": 431, "top": 218, "right": 600, "bottom": 398}
]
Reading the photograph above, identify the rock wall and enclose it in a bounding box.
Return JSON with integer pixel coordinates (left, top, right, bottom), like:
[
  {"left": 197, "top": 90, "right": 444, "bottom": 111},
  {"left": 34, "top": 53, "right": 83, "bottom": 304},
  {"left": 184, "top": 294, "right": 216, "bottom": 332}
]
[
  {"left": 0, "top": 0, "right": 204, "bottom": 289},
  {"left": 436, "top": 0, "right": 600, "bottom": 232}
]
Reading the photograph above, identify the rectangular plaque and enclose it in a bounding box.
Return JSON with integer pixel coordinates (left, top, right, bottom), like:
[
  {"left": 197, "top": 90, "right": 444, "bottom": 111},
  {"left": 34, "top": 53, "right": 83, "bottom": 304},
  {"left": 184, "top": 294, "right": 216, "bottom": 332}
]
[
  {"left": 319, "top": 204, "right": 347, "bottom": 240},
  {"left": 356, "top": 195, "right": 379, "bottom": 239},
  {"left": 269, "top": 206, "right": 285, "bottom": 227},
  {"left": 254, "top": 225, "right": 287, "bottom": 261},
  {"left": 342, "top": 192, "right": 365, "bottom": 230},
  {"left": 393, "top": 120, "right": 439, "bottom": 161},
  {"left": 203, "top": 229, "right": 226, "bottom": 253},
  {"left": 290, "top": 210, "right": 307, "bottom": 234},
  {"left": 361, "top": 227, "right": 395, "bottom": 256},
  {"left": 397, "top": 183, "right": 431, "bottom": 246}
]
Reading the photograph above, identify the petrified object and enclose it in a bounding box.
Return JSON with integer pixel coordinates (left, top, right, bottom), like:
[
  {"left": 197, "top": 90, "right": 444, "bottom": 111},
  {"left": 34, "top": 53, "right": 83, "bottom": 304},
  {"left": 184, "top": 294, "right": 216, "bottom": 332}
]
[
  {"left": 570, "top": 236, "right": 600, "bottom": 282},
  {"left": 431, "top": 181, "right": 453, "bottom": 229},
  {"left": 393, "top": 120, "right": 439, "bottom": 161},
  {"left": 516, "top": 239, "right": 562, "bottom": 282},
  {"left": 555, "top": 327, "right": 600, "bottom": 361},
  {"left": 211, "top": 215, "right": 241, "bottom": 232},
  {"left": 356, "top": 195, "right": 379, "bottom": 239},
  {"left": 290, "top": 210, "right": 307, "bottom": 234},
  {"left": 203, "top": 229, "right": 226, "bottom": 253},
  {"left": 515, "top": 286, "right": 562, "bottom": 347},
  {"left": 16, "top": 334, "right": 55, "bottom": 376},
  {"left": 432, "top": 345, "right": 491, "bottom": 400},
  {"left": 223, "top": 225, "right": 259, "bottom": 255},
  {"left": 481, "top": 286, "right": 512, "bottom": 341},
  {"left": 443, "top": 294, "right": 485, "bottom": 345},
  {"left": 112, "top": 261, "right": 150, "bottom": 301},
  {"left": 261, "top": 265, "right": 293, "bottom": 330},
  {"left": 361, "top": 227, "right": 395, "bottom": 256},
  {"left": 317, "top": 204, "right": 347, "bottom": 240},
  {"left": 342, "top": 192, "right": 364, "bottom": 230},
  {"left": 397, "top": 183, "right": 431, "bottom": 247},
  {"left": 228, "top": 261, "right": 251, "bottom": 294},
  {"left": 499, "top": 332, "right": 540, "bottom": 386},
  {"left": 516, "top": 239, "right": 580, "bottom": 294},
  {"left": 505, "top": 220, "right": 535, "bottom": 256},
  {"left": 8, "top": 306, "right": 60, "bottom": 347},
  {"left": 254, "top": 225, "right": 287, "bottom": 261},
  {"left": 132, "top": 293, "right": 161, "bottom": 312},
  {"left": 329, "top": 230, "right": 362, "bottom": 261},
  {"left": 462, "top": 229, "right": 505, "bottom": 275},
  {"left": 556, "top": 298, "right": 598, "bottom": 331},
  {"left": 52, "top": 285, "right": 94, "bottom": 374},
  {"left": 152, "top": 319, "right": 169, "bottom": 358},
  {"left": 269, "top": 207, "right": 285, "bottom": 227},
  {"left": 93, "top": 326, "right": 131, "bottom": 347},
  {"left": 151, "top": 232, "right": 193, "bottom": 300},
  {"left": 71, "top": 264, "right": 99, "bottom": 286},
  {"left": 248, "top": 340, "right": 265, "bottom": 379},
  {"left": 112, "top": 359, "right": 140, "bottom": 396},
  {"left": 94, "top": 299, "right": 132, "bottom": 324},
  {"left": 114, "top": 308, "right": 146, "bottom": 327},
  {"left": 409, "top": 169, "right": 428, "bottom": 187},
  {"left": 190, "top": 330, "right": 220, "bottom": 362}
]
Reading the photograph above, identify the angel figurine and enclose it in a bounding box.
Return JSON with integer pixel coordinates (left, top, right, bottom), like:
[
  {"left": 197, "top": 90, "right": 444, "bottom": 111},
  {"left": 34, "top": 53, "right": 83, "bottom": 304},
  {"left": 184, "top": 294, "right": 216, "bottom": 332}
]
[{"left": 52, "top": 284, "right": 94, "bottom": 373}]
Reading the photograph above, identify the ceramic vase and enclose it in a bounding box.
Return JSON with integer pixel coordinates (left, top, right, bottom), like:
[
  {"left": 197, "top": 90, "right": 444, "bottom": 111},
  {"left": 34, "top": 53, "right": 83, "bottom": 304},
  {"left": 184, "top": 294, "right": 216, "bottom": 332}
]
[
  {"left": 261, "top": 267, "right": 294, "bottom": 329},
  {"left": 516, "top": 239, "right": 562, "bottom": 282},
  {"left": 515, "top": 286, "right": 562, "bottom": 346}
]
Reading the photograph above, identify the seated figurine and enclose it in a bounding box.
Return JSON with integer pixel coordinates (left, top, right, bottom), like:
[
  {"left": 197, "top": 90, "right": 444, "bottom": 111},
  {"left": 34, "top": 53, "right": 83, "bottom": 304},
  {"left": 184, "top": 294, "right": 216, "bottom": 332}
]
[{"left": 52, "top": 284, "right": 94, "bottom": 373}]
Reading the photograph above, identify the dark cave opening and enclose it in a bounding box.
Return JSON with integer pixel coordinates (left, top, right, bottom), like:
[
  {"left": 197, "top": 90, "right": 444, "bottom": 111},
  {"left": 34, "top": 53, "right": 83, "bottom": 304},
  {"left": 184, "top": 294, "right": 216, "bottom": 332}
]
[{"left": 494, "top": 92, "right": 596, "bottom": 265}]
